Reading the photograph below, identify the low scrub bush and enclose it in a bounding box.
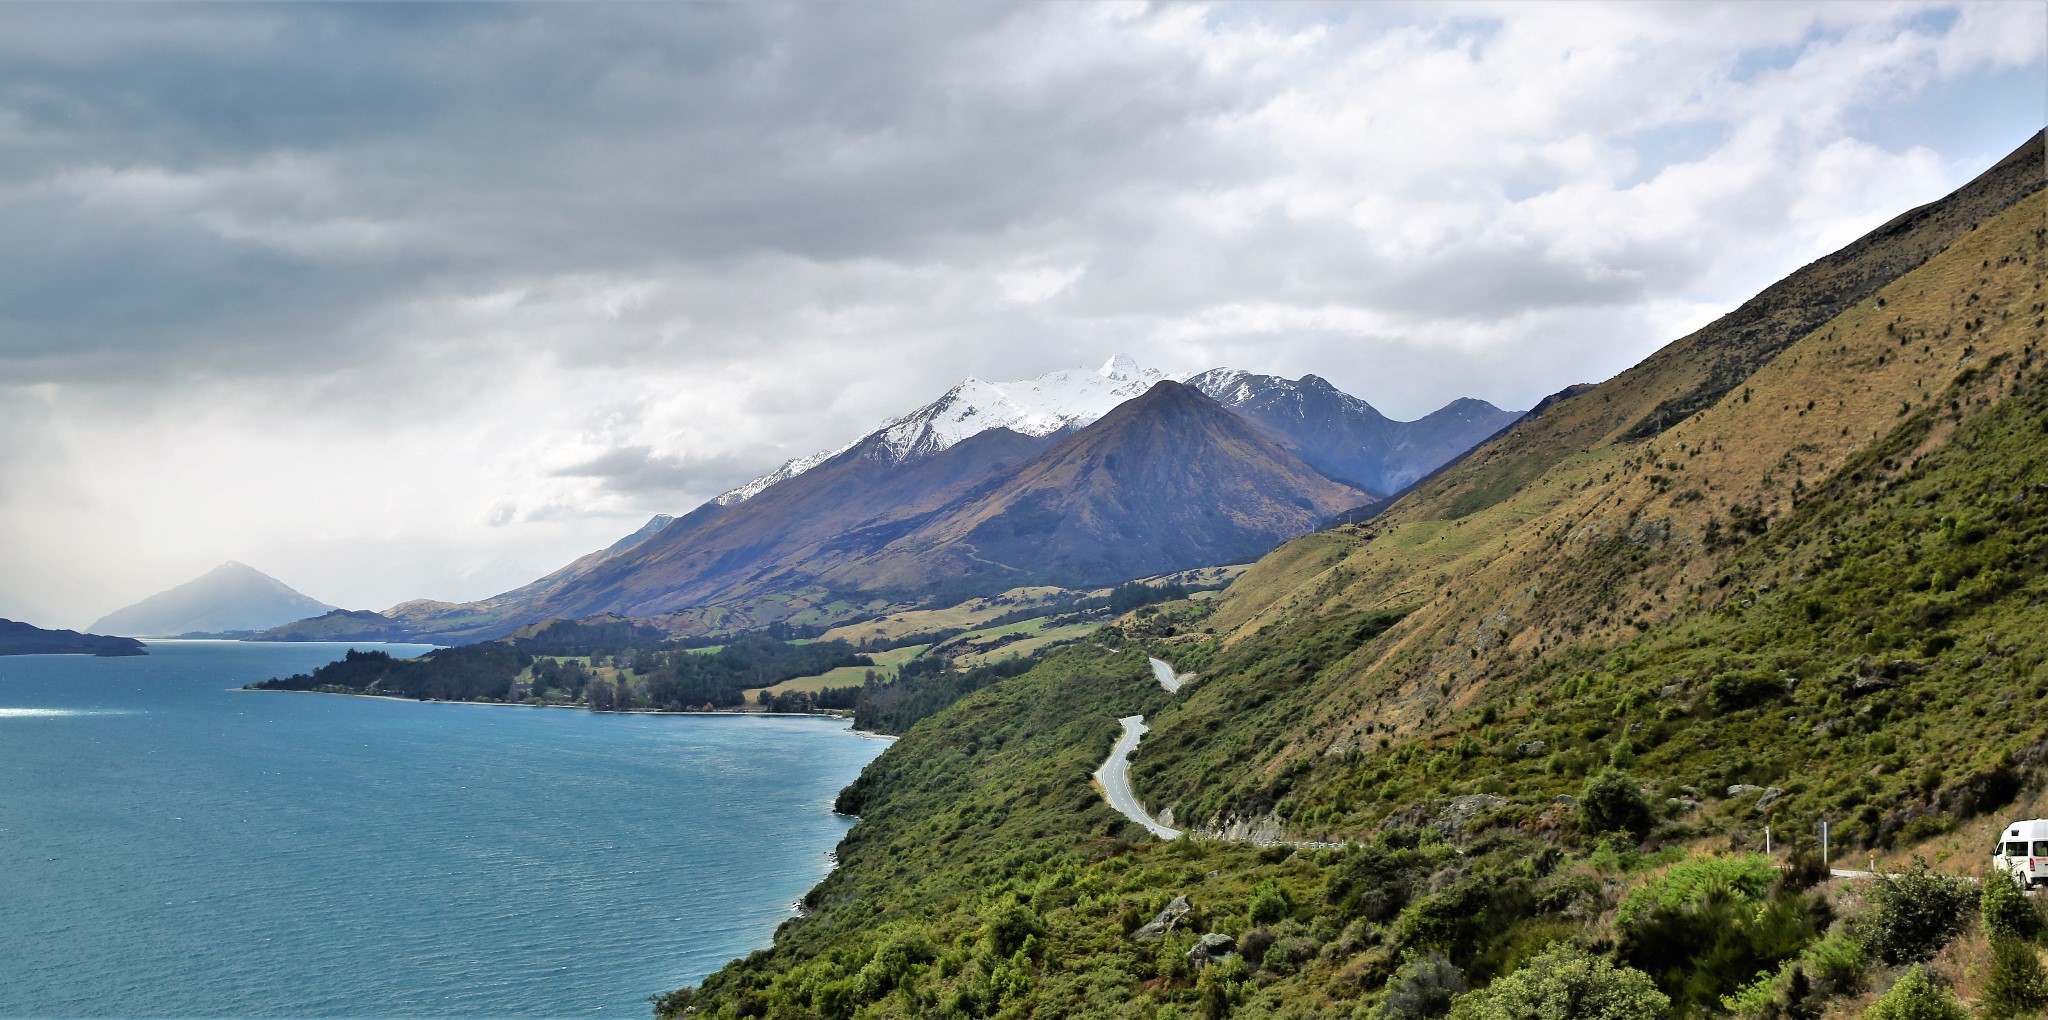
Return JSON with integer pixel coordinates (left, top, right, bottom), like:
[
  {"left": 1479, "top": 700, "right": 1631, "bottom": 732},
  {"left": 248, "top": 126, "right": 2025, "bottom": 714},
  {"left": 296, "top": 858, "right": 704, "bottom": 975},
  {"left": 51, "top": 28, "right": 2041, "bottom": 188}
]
[
  {"left": 1981, "top": 868, "right": 2045, "bottom": 943},
  {"left": 1377, "top": 950, "right": 1466, "bottom": 1020},
  {"left": 1980, "top": 935, "right": 2048, "bottom": 1020},
  {"left": 1580, "top": 769, "right": 1656, "bottom": 842},
  {"left": 1857, "top": 860, "right": 1975, "bottom": 965},
  {"left": 1447, "top": 942, "right": 1667, "bottom": 1020},
  {"left": 1861, "top": 966, "right": 1968, "bottom": 1020}
]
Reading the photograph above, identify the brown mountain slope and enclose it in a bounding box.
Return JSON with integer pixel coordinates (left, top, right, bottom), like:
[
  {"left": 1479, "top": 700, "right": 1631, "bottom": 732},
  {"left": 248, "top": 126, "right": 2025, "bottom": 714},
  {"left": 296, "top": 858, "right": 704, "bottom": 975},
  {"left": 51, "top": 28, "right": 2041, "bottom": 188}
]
[
  {"left": 1130, "top": 132, "right": 2046, "bottom": 831},
  {"left": 525, "top": 426, "right": 1060, "bottom": 619},
  {"left": 817, "top": 381, "right": 1374, "bottom": 597}
]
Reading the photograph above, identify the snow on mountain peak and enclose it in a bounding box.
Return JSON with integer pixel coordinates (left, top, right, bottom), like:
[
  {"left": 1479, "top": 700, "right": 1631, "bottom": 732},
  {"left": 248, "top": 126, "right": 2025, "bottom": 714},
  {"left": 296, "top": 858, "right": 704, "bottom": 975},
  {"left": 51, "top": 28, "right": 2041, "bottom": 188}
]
[
  {"left": 1099, "top": 353, "right": 1144, "bottom": 380},
  {"left": 710, "top": 357, "right": 1178, "bottom": 506}
]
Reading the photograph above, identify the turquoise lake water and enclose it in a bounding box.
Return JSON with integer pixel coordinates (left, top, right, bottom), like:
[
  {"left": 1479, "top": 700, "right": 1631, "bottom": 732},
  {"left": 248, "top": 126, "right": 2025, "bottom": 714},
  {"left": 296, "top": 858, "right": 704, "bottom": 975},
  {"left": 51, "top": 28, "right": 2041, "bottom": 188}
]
[{"left": 0, "top": 641, "right": 886, "bottom": 1018}]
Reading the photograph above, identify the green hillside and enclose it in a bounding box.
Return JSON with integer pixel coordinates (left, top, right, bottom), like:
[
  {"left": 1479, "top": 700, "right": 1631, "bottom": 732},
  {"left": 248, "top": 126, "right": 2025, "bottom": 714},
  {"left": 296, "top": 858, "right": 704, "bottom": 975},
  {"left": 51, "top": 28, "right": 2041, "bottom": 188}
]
[{"left": 654, "top": 134, "right": 2048, "bottom": 1019}]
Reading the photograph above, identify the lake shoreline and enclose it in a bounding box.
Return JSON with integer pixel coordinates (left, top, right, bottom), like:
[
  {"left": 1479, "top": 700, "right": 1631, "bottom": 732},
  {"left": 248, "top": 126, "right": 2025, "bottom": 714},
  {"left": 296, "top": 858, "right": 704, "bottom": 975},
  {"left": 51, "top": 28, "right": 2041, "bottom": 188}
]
[{"left": 237, "top": 686, "right": 897, "bottom": 738}]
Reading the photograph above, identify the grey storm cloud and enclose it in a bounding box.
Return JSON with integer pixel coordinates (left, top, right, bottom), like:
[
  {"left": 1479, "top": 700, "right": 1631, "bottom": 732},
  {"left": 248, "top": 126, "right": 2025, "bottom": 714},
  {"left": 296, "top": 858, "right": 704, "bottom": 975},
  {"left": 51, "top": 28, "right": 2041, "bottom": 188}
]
[
  {"left": 0, "top": 3, "right": 1268, "bottom": 382},
  {"left": 0, "top": 1, "right": 2040, "bottom": 626}
]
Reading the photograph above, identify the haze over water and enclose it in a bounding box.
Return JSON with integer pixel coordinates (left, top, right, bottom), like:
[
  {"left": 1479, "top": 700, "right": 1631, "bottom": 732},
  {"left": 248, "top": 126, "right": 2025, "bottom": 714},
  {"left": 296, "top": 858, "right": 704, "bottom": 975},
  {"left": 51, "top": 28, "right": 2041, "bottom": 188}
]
[{"left": 0, "top": 641, "right": 883, "bottom": 1018}]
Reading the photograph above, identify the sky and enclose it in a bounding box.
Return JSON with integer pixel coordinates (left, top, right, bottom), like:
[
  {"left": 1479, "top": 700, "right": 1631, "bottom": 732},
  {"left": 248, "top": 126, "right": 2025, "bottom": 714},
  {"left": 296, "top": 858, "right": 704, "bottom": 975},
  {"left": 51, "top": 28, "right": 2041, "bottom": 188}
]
[{"left": 0, "top": 2, "right": 2041, "bottom": 628}]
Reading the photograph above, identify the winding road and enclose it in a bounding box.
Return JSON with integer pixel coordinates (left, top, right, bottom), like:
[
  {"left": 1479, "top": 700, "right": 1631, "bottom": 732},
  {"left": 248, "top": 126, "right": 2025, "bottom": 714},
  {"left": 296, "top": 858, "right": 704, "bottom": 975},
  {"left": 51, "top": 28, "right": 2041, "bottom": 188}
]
[
  {"left": 1149, "top": 657, "right": 1182, "bottom": 692},
  {"left": 1090, "top": 659, "right": 1188, "bottom": 839},
  {"left": 1095, "top": 715, "right": 1182, "bottom": 839},
  {"left": 1092, "top": 657, "right": 1343, "bottom": 849}
]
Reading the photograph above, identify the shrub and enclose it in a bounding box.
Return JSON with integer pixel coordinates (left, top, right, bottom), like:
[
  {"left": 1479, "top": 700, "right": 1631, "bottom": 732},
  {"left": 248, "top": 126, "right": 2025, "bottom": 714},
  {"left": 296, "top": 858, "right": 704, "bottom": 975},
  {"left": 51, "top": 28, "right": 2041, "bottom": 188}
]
[
  {"left": 984, "top": 901, "right": 1046, "bottom": 958},
  {"left": 1980, "top": 935, "right": 2048, "bottom": 1020},
  {"left": 1262, "top": 936, "right": 1319, "bottom": 974},
  {"left": 1719, "top": 930, "right": 1869, "bottom": 1020},
  {"left": 1239, "top": 926, "right": 1275, "bottom": 968},
  {"left": 1580, "top": 769, "right": 1656, "bottom": 842},
  {"left": 1249, "top": 880, "right": 1293, "bottom": 925},
  {"left": 1861, "top": 966, "right": 1968, "bottom": 1020},
  {"left": 1711, "top": 668, "right": 1786, "bottom": 711},
  {"left": 1616, "top": 855, "right": 1779, "bottom": 928},
  {"left": 1981, "top": 867, "right": 2045, "bottom": 943},
  {"left": 1447, "top": 942, "right": 1668, "bottom": 1020},
  {"left": 1377, "top": 950, "right": 1466, "bottom": 1020},
  {"left": 1780, "top": 847, "right": 1830, "bottom": 892},
  {"left": 1800, "top": 930, "right": 1866, "bottom": 994},
  {"left": 1857, "top": 859, "right": 1975, "bottom": 965}
]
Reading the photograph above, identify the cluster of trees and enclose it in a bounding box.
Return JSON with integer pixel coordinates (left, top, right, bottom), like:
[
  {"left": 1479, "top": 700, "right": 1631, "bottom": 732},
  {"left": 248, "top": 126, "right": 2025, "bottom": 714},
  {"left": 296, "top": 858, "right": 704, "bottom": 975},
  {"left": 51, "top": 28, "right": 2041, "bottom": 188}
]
[
  {"left": 851, "top": 654, "right": 1037, "bottom": 733},
  {"left": 758, "top": 686, "right": 862, "bottom": 714},
  {"left": 248, "top": 631, "right": 872, "bottom": 713},
  {"left": 250, "top": 645, "right": 531, "bottom": 701},
  {"left": 630, "top": 634, "right": 870, "bottom": 710}
]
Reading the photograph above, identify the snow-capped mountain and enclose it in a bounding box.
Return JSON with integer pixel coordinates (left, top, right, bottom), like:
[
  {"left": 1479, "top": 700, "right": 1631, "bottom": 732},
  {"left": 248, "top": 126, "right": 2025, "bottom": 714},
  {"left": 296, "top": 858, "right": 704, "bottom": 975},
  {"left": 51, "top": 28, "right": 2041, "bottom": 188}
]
[
  {"left": 1185, "top": 368, "right": 1520, "bottom": 495},
  {"left": 710, "top": 354, "right": 1174, "bottom": 506},
  {"left": 332, "top": 360, "right": 1520, "bottom": 642}
]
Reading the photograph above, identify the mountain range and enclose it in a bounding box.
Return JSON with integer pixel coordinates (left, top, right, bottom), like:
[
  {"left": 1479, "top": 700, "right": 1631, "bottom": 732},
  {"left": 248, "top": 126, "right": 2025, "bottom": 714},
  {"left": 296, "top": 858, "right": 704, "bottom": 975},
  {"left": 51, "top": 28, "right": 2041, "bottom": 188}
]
[
  {"left": 277, "top": 362, "right": 1515, "bottom": 642},
  {"left": 90, "top": 561, "right": 335, "bottom": 638}
]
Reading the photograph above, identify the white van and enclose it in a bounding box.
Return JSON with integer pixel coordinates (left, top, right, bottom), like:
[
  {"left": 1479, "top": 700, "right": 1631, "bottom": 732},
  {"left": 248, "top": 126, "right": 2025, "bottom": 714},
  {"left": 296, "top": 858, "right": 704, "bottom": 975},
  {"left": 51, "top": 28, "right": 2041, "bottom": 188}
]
[{"left": 1993, "top": 818, "right": 2048, "bottom": 889}]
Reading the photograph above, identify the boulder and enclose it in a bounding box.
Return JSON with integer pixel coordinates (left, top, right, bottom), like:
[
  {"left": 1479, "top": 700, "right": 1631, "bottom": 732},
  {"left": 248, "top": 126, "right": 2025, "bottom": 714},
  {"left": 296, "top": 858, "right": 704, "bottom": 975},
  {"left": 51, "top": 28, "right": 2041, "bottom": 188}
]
[
  {"left": 1132, "top": 895, "right": 1191, "bottom": 940},
  {"left": 1187, "top": 932, "right": 1237, "bottom": 968},
  {"left": 1516, "top": 740, "right": 1547, "bottom": 758},
  {"left": 1727, "top": 784, "right": 1765, "bottom": 799},
  {"left": 1437, "top": 794, "right": 1508, "bottom": 834},
  {"left": 1754, "top": 787, "right": 1785, "bottom": 811}
]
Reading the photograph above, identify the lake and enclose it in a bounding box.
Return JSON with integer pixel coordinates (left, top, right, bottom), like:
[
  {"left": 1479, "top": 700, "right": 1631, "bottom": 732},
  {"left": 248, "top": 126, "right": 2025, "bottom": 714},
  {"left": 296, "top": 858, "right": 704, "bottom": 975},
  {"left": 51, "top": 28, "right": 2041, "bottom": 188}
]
[{"left": 0, "top": 640, "right": 885, "bottom": 1018}]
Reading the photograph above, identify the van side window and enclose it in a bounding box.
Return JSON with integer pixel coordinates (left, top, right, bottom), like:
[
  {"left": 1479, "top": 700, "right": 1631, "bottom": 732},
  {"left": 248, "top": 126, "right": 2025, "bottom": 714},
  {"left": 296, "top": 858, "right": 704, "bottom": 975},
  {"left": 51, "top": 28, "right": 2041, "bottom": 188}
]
[
  {"left": 2034, "top": 841, "right": 2048, "bottom": 857},
  {"left": 2011, "top": 842, "right": 2031, "bottom": 857}
]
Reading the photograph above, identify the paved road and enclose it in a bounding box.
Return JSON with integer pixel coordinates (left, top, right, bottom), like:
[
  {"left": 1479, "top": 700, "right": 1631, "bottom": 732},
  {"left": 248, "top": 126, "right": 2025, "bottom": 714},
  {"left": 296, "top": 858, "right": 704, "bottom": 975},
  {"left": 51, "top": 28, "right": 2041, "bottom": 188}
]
[
  {"left": 1095, "top": 715, "right": 1182, "bottom": 839},
  {"left": 1096, "top": 660, "right": 1339, "bottom": 846},
  {"left": 1148, "top": 657, "right": 1182, "bottom": 692}
]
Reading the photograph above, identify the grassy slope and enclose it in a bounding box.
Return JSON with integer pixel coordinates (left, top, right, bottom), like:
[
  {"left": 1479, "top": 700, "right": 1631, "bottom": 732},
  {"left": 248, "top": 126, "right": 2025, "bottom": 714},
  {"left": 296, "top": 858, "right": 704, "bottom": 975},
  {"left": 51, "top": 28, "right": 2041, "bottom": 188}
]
[
  {"left": 1132, "top": 188, "right": 2046, "bottom": 834},
  {"left": 753, "top": 645, "right": 932, "bottom": 698},
  {"left": 821, "top": 588, "right": 1082, "bottom": 646},
  {"left": 659, "top": 140, "right": 2048, "bottom": 1019}
]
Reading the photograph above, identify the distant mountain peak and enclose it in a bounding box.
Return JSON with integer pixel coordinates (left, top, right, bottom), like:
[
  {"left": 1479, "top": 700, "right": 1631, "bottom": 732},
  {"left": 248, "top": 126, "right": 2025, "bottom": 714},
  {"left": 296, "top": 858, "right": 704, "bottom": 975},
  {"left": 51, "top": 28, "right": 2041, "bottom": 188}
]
[
  {"left": 90, "top": 562, "right": 335, "bottom": 638},
  {"left": 1099, "top": 353, "right": 1144, "bottom": 379}
]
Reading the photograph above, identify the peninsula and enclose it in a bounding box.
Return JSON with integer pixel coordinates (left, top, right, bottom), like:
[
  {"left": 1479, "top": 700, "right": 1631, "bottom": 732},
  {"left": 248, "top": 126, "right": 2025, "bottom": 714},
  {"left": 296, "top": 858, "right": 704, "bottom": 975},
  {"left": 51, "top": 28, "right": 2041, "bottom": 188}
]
[{"left": 0, "top": 618, "right": 146, "bottom": 657}]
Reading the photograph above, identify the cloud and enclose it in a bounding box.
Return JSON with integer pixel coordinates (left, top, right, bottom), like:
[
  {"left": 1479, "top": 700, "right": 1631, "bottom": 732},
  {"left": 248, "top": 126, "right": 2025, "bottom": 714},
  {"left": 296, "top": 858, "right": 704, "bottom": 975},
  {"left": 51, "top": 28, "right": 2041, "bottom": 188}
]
[
  {"left": 0, "top": 1, "right": 2039, "bottom": 625},
  {"left": 551, "top": 445, "right": 762, "bottom": 497}
]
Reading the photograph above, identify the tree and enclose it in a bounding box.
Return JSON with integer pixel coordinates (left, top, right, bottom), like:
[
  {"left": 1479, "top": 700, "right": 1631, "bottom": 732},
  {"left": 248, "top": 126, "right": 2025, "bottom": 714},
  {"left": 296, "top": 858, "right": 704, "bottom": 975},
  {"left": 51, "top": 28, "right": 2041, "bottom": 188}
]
[
  {"left": 1580, "top": 768, "right": 1655, "bottom": 841},
  {"left": 1448, "top": 942, "right": 1668, "bottom": 1020}
]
